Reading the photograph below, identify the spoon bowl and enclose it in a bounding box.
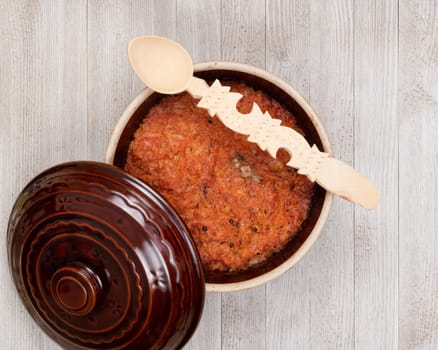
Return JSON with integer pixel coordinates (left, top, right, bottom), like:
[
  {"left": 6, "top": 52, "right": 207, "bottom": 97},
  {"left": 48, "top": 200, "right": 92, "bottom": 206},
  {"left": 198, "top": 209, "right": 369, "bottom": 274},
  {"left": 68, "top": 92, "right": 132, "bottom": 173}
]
[{"left": 128, "top": 36, "right": 194, "bottom": 94}]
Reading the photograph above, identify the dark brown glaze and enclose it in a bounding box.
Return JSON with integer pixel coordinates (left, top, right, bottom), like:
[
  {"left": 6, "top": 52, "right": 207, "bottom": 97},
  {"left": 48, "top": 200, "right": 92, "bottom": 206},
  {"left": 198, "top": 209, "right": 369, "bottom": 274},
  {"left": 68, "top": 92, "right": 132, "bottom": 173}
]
[
  {"left": 112, "top": 68, "right": 327, "bottom": 284},
  {"left": 7, "top": 161, "right": 205, "bottom": 350}
]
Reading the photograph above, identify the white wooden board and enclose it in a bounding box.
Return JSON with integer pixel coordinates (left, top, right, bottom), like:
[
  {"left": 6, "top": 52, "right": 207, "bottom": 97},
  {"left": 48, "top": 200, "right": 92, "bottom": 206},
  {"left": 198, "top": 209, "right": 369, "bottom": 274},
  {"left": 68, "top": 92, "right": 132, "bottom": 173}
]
[{"left": 0, "top": 0, "right": 437, "bottom": 349}]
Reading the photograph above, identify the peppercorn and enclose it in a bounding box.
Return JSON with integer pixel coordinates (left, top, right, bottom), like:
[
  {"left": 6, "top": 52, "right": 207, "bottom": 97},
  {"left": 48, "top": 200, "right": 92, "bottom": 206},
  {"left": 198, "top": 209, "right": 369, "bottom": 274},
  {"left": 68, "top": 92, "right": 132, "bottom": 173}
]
[
  {"left": 202, "top": 184, "right": 209, "bottom": 197},
  {"left": 235, "top": 153, "right": 245, "bottom": 161},
  {"left": 202, "top": 226, "right": 208, "bottom": 231}
]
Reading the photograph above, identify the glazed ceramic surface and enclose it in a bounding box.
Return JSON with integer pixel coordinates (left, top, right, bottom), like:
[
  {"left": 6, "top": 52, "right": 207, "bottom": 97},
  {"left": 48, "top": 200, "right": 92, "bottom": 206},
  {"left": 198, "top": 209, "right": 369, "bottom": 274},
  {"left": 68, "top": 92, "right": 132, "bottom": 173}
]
[{"left": 7, "top": 161, "right": 205, "bottom": 350}]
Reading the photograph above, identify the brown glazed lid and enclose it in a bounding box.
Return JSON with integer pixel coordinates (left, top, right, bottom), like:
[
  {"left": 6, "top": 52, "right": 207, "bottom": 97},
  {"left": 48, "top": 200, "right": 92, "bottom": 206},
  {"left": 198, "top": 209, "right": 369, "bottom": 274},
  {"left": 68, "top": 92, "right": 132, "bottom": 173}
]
[{"left": 7, "top": 161, "right": 205, "bottom": 350}]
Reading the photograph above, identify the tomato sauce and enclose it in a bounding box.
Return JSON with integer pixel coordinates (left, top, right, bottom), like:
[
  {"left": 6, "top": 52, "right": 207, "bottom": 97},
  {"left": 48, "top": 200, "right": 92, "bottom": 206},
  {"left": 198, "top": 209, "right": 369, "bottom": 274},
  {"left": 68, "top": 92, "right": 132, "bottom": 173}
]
[{"left": 125, "top": 82, "right": 314, "bottom": 271}]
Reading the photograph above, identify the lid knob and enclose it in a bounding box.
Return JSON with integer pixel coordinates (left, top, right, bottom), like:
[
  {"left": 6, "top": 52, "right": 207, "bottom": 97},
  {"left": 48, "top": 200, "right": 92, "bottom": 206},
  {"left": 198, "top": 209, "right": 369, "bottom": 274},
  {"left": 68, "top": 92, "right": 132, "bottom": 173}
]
[{"left": 51, "top": 264, "right": 102, "bottom": 316}]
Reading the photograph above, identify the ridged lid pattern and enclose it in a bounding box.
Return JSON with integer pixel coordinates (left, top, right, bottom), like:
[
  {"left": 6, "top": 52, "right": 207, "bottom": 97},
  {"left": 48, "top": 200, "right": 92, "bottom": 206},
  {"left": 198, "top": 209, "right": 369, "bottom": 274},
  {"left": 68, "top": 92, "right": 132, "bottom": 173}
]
[{"left": 7, "top": 161, "right": 205, "bottom": 350}]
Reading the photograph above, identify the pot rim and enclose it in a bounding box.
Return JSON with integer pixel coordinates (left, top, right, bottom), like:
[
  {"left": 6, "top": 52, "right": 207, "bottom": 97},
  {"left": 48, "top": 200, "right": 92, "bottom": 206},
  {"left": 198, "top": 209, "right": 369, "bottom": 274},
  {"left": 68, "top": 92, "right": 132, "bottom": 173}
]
[{"left": 105, "top": 61, "right": 334, "bottom": 293}]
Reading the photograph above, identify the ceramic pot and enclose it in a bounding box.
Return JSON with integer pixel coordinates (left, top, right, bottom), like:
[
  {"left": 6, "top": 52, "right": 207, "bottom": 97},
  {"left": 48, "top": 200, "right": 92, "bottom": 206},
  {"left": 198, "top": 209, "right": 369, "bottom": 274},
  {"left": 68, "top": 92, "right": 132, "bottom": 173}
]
[{"left": 105, "top": 62, "right": 334, "bottom": 293}]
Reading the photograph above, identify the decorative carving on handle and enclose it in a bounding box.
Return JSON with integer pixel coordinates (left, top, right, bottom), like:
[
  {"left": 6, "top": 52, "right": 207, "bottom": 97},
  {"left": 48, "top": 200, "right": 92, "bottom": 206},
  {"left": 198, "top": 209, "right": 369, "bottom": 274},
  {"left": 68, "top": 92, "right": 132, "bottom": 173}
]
[{"left": 196, "top": 79, "right": 329, "bottom": 182}]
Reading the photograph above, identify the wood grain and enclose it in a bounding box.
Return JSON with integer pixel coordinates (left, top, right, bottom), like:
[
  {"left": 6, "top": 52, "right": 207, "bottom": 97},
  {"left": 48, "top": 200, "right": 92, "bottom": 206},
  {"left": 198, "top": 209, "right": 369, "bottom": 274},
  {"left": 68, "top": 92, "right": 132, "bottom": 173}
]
[
  {"left": 354, "top": 0, "right": 399, "bottom": 349},
  {"left": 0, "top": 1, "right": 87, "bottom": 349},
  {"left": 1, "top": 0, "right": 438, "bottom": 349},
  {"left": 176, "top": 0, "right": 221, "bottom": 62},
  {"left": 399, "top": 1, "right": 438, "bottom": 349},
  {"left": 307, "top": 1, "right": 355, "bottom": 348},
  {"left": 221, "top": 0, "right": 266, "bottom": 67}
]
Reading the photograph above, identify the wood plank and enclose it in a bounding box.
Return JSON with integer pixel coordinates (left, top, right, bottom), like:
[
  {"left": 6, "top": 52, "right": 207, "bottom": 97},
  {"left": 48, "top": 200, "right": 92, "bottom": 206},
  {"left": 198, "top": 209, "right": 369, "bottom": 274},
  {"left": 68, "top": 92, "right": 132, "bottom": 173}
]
[
  {"left": 307, "top": 1, "right": 355, "bottom": 348},
  {"left": 265, "top": 1, "right": 312, "bottom": 348},
  {"left": 87, "top": 0, "right": 177, "bottom": 160},
  {"left": 222, "top": 286, "right": 266, "bottom": 350},
  {"left": 399, "top": 1, "right": 438, "bottom": 349},
  {"left": 266, "top": 0, "right": 311, "bottom": 95},
  {"left": 0, "top": 0, "right": 87, "bottom": 349},
  {"left": 354, "top": 1, "right": 399, "bottom": 349},
  {"left": 220, "top": 1, "right": 266, "bottom": 349},
  {"left": 174, "top": 1, "right": 222, "bottom": 349},
  {"left": 221, "top": 0, "right": 266, "bottom": 67},
  {"left": 176, "top": 0, "right": 221, "bottom": 62},
  {"left": 184, "top": 294, "right": 222, "bottom": 350}
]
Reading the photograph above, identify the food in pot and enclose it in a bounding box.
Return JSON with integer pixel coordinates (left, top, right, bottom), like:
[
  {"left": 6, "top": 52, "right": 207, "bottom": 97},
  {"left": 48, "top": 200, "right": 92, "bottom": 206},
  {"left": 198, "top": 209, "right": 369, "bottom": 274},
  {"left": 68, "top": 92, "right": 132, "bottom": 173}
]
[{"left": 124, "top": 82, "right": 314, "bottom": 272}]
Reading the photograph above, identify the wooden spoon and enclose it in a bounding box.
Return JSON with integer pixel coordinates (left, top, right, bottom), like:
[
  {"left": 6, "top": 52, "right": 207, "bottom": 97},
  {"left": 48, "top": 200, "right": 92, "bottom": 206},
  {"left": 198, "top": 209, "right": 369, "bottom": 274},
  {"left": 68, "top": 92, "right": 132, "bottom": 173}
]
[{"left": 128, "top": 35, "right": 380, "bottom": 209}]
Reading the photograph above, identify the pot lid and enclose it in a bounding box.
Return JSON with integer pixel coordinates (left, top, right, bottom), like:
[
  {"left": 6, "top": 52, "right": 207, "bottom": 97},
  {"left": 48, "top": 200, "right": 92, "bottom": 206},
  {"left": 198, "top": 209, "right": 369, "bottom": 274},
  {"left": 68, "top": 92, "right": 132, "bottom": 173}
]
[{"left": 7, "top": 161, "right": 205, "bottom": 350}]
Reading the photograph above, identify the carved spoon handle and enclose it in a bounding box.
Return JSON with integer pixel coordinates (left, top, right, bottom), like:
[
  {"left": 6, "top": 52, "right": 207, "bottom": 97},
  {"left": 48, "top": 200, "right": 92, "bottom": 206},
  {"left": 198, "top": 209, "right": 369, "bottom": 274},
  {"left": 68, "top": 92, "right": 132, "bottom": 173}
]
[
  {"left": 313, "top": 157, "right": 380, "bottom": 209},
  {"left": 127, "top": 35, "right": 380, "bottom": 209},
  {"left": 187, "top": 77, "right": 380, "bottom": 209}
]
